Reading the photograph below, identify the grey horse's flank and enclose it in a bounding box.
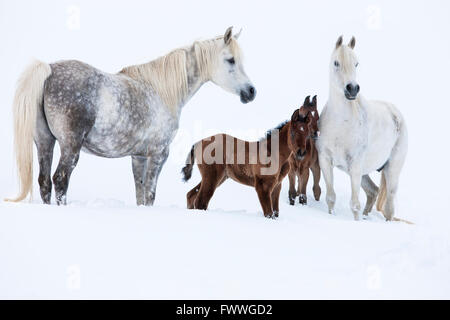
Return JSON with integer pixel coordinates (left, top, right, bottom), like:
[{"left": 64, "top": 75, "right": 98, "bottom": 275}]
[{"left": 6, "top": 27, "right": 256, "bottom": 206}]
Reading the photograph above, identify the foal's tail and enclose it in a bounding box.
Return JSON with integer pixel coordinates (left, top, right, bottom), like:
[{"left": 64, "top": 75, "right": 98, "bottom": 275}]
[
  {"left": 181, "top": 144, "right": 196, "bottom": 182},
  {"left": 5, "top": 60, "right": 52, "bottom": 202}
]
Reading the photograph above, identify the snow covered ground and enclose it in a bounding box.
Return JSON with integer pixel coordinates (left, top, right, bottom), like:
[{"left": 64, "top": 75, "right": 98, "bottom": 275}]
[{"left": 1, "top": 0, "right": 450, "bottom": 299}]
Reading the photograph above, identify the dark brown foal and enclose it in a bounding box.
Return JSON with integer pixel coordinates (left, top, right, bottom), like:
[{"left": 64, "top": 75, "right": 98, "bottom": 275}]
[
  {"left": 182, "top": 107, "right": 313, "bottom": 218},
  {"left": 288, "top": 95, "right": 321, "bottom": 205}
]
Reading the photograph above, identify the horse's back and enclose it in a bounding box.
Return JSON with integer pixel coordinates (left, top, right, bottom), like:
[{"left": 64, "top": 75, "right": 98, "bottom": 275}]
[{"left": 43, "top": 60, "right": 171, "bottom": 158}]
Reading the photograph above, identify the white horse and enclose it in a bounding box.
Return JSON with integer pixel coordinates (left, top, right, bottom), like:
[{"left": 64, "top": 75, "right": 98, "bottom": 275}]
[{"left": 316, "top": 36, "right": 408, "bottom": 221}]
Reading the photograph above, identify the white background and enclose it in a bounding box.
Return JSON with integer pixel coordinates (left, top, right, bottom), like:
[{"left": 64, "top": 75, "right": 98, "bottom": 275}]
[{"left": 0, "top": 0, "right": 449, "bottom": 299}]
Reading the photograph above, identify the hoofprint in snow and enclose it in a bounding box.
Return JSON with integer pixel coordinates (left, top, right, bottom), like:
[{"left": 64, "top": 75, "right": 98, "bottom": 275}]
[{"left": 1, "top": 185, "right": 449, "bottom": 299}]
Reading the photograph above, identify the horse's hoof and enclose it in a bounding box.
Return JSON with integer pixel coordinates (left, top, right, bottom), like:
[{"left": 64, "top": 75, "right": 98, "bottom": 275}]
[
  {"left": 289, "top": 199, "right": 295, "bottom": 206},
  {"left": 299, "top": 194, "right": 307, "bottom": 205}
]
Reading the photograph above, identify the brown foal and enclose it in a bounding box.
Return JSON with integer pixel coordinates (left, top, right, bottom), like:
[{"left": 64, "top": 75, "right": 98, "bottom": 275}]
[
  {"left": 182, "top": 106, "right": 313, "bottom": 218},
  {"left": 288, "top": 96, "right": 321, "bottom": 205}
]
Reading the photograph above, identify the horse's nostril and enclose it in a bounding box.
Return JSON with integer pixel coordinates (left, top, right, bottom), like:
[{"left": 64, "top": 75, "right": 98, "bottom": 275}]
[
  {"left": 355, "top": 85, "right": 360, "bottom": 93},
  {"left": 249, "top": 87, "right": 255, "bottom": 95},
  {"left": 346, "top": 84, "right": 352, "bottom": 92}
]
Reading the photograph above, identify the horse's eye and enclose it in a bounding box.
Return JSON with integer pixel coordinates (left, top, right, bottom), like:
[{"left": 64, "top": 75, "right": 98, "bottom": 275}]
[
  {"left": 355, "top": 62, "right": 359, "bottom": 67},
  {"left": 334, "top": 61, "right": 340, "bottom": 67},
  {"left": 227, "top": 58, "right": 235, "bottom": 65}
]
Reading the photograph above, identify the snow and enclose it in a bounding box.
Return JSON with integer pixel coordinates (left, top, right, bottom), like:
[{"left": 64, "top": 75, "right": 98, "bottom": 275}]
[{"left": 1, "top": 0, "right": 450, "bottom": 299}]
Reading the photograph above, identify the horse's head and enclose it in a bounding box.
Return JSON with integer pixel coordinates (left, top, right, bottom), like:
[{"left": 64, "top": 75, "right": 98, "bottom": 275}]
[
  {"left": 289, "top": 108, "right": 312, "bottom": 161},
  {"left": 209, "top": 27, "right": 256, "bottom": 104},
  {"left": 300, "top": 95, "right": 320, "bottom": 139},
  {"left": 330, "top": 36, "right": 360, "bottom": 101}
]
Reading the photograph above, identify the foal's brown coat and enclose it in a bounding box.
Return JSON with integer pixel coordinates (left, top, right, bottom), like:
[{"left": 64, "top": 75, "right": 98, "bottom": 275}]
[
  {"left": 288, "top": 96, "right": 321, "bottom": 205},
  {"left": 182, "top": 108, "right": 313, "bottom": 218}
]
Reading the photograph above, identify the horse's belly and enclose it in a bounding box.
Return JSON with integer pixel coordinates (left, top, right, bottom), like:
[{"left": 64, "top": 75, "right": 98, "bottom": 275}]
[{"left": 83, "top": 130, "right": 140, "bottom": 158}]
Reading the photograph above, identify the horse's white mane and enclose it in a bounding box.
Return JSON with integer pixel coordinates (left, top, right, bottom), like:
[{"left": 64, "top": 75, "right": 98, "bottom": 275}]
[{"left": 120, "top": 36, "right": 242, "bottom": 114}]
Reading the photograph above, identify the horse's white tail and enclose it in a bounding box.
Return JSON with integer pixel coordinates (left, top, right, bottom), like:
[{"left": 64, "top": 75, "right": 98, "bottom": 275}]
[
  {"left": 5, "top": 60, "right": 52, "bottom": 202},
  {"left": 376, "top": 171, "right": 387, "bottom": 213}
]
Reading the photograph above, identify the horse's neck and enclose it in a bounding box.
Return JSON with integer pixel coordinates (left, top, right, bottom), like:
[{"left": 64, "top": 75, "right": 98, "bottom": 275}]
[
  {"left": 120, "top": 44, "right": 208, "bottom": 117},
  {"left": 183, "top": 45, "right": 208, "bottom": 106},
  {"left": 265, "top": 123, "right": 291, "bottom": 164},
  {"left": 279, "top": 124, "right": 292, "bottom": 163},
  {"left": 328, "top": 86, "right": 365, "bottom": 122}
]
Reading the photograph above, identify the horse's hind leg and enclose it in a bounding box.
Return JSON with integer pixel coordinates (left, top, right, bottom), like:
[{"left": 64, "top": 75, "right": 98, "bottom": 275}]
[
  {"left": 187, "top": 182, "right": 201, "bottom": 209},
  {"left": 382, "top": 127, "right": 408, "bottom": 221},
  {"left": 361, "top": 175, "right": 379, "bottom": 216},
  {"left": 35, "top": 111, "right": 56, "bottom": 204},
  {"left": 194, "top": 166, "right": 225, "bottom": 210},
  {"left": 52, "top": 139, "right": 84, "bottom": 206}
]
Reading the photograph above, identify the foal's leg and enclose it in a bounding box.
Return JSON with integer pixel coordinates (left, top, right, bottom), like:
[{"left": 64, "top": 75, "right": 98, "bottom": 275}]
[
  {"left": 288, "top": 168, "right": 297, "bottom": 206},
  {"left": 187, "top": 182, "right": 201, "bottom": 209},
  {"left": 35, "top": 116, "right": 56, "bottom": 204},
  {"left": 132, "top": 156, "right": 147, "bottom": 206},
  {"left": 271, "top": 183, "right": 282, "bottom": 217},
  {"left": 361, "top": 175, "right": 379, "bottom": 217},
  {"left": 194, "top": 167, "right": 225, "bottom": 210},
  {"left": 298, "top": 167, "right": 310, "bottom": 205},
  {"left": 143, "top": 148, "right": 170, "bottom": 206},
  {"left": 318, "top": 155, "right": 336, "bottom": 214},
  {"left": 348, "top": 165, "right": 363, "bottom": 221},
  {"left": 52, "top": 140, "right": 83, "bottom": 206},
  {"left": 310, "top": 160, "right": 322, "bottom": 201},
  {"left": 255, "top": 178, "right": 275, "bottom": 218}
]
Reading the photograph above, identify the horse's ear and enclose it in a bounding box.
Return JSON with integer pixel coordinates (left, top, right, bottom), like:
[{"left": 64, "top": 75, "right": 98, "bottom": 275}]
[
  {"left": 349, "top": 36, "right": 356, "bottom": 49},
  {"left": 224, "top": 27, "right": 233, "bottom": 45},
  {"left": 336, "top": 35, "right": 343, "bottom": 49},
  {"left": 312, "top": 95, "right": 317, "bottom": 107},
  {"left": 303, "top": 95, "right": 311, "bottom": 107},
  {"left": 291, "top": 109, "right": 300, "bottom": 122},
  {"left": 234, "top": 28, "right": 242, "bottom": 40}
]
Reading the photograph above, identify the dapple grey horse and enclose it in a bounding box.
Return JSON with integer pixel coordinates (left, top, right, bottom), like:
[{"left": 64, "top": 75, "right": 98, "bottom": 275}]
[{"left": 7, "top": 27, "right": 256, "bottom": 206}]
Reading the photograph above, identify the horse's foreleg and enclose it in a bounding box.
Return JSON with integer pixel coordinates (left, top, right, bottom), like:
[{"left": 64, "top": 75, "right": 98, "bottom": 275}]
[
  {"left": 298, "top": 167, "right": 310, "bottom": 205},
  {"left": 310, "top": 159, "right": 321, "bottom": 201},
  {"left": 361, "top": 175, "right": 379, "bottom": 216},
  {"left": 255, "top": 179, "right": 275, "bottom": 218},
  {"left": 271, "top": 183, "right": 282, "bottom": 217},
  {"left": 288, "top": 168, "right": 297, "bottom": 206},
  {"left": 349, "top": 166, "right": 362, "bottom": 221},
  {"left": 319, "top": 155, "right": 336, "bottom": 214},
  {"left": 143, "top": 149, "right": 170, "bottom": 206},
  {"left": 52, "top": 142, "right": 83, "bottom": 206},
  {"left": 132, "top": 156, "right": 148, "bottom": 206}
]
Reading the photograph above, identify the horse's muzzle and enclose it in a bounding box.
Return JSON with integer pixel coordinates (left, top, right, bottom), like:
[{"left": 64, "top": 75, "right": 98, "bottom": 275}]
[
  {"left": 296, "top": 149, "right": 307, "bottom": 161},
  {"left": 240, "top": 86, "right": 256, "bottom": 104},
  {"left": 344, "top": 83, "right": 360, "bottom": 100}
]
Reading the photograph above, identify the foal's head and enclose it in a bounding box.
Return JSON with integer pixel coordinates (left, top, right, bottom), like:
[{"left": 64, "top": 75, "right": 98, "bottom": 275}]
[
  {"left": 300, "top": 95, "right": 320, "bottom": 139},
  {"left": 289, "top": 108, "right": 312, "bottom": 161},
  {"left": 330, "top": 36, "right": 360, "bottom": 101},
  {"left": 203, "top": 27, "right": 256, "bottom": 104}
]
